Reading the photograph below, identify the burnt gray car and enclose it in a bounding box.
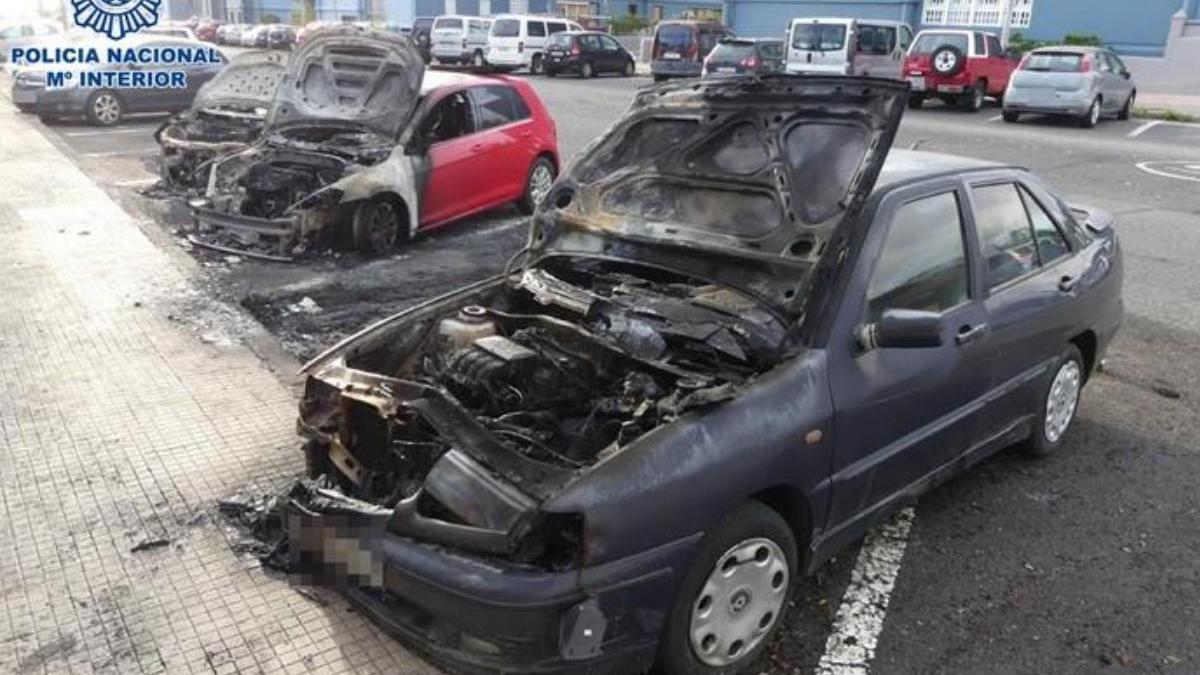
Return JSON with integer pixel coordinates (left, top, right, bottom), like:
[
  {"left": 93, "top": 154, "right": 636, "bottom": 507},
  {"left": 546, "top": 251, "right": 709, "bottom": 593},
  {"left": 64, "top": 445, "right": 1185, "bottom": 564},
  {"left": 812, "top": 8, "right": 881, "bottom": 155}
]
[{"left": 281, "top": 75, "right": 1123, "bottom": 674}]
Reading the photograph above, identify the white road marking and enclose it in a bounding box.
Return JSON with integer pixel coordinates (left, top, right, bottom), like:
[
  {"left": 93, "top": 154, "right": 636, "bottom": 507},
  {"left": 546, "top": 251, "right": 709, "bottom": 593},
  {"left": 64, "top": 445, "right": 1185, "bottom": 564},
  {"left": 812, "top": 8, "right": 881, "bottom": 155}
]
[
  {"left": 1127, "top": 120, "right": 1162, "bottom": 138},
  {"left": 815, "top": 508, "right": 916, "bottom": 675},
  {"left": 986, "top": 114, "right": 1002, "bottom": 123},
  {"left": 1135, "top": 160, "right": 1200, "bottom": 183},
  {"left": 63, "top": 127, "right": 156, "bottom": 137},
  {"left": 115, "top": 178, "right": 159, "bottom": 188},
  {"left": 81, "top": 149, "right": 151, "bottom": 158}
]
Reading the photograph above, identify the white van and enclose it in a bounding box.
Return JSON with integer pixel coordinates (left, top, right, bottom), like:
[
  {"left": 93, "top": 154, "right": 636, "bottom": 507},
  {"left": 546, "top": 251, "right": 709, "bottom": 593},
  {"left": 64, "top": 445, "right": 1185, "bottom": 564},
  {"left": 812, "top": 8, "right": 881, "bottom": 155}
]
[
  {"left": 486, "top": 15, "right": 583, "bottom": 73},
  {"left": 785, "top": 17, "right": 912, "bottom": 79},
  {"left": 431, "top": 15, "right": 493, "bottom": 66}
]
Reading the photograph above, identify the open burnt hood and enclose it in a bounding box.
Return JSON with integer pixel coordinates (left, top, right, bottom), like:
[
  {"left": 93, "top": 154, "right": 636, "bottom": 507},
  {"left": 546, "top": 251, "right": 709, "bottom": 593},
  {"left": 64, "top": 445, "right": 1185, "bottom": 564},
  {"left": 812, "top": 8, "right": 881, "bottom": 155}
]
[
  {"left": 525, "top": 75, "right": 908, "bottom": 321},
  {"left": 268, "top": 25, "right": 424, "bottom": 138},
  {"left": 192, "top": 50, "right": 287, "bottom": 113}
]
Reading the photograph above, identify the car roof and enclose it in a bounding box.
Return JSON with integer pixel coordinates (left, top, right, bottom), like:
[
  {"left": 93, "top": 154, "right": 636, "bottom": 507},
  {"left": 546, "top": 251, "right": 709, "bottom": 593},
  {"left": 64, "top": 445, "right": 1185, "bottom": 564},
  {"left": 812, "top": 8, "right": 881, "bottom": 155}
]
[
  {"left": 791, "top": 17, "right": 906, "bottom": 26},
  {"left": 874, "top": 150, "right": 1006, "bottom": 192},
  {"left": 420, "top": 70, "right": 491, "bottom": 94},
  {"left": 1030, "top": 45, "right": 1103, "bottom": 54}
]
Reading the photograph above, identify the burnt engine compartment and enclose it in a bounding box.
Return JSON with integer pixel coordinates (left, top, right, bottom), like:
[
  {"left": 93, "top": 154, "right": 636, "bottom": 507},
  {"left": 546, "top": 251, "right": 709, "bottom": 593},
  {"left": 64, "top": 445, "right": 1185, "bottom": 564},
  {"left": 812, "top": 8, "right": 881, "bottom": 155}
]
[
  {"left": 313, "top": 260, "right": 788, "bottom": 514},
  {"left": 157, "top": 107, "right": 268, "bottom": 190}
]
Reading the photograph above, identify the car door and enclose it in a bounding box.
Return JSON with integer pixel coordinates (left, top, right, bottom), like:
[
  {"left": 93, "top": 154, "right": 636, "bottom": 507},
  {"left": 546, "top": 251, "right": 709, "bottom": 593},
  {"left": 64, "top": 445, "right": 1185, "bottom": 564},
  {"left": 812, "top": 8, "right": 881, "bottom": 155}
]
[
  {"left": 465, "top": 84, "right": 536, "bottom": 207},
  {"left": 826, "top": 183, "right": 993, "bottom": 529},
  {"left": 598, "top": 35, "right": 625, "bottom": 72},
  {"left": 968, "top": 178, "right": 1090, "bottom": 441},
  {"left": 1106, "top": 51, "right": 1134, "bottom": 106},
  {"left": 416, "top": 89, "right": 485, "bottom": 228},
  {"left": 1099, "top": 51, "right": 1132, "bottom": 112},
  {"left": 984, "top": 34, "right": 1007, "bottom": 93}
]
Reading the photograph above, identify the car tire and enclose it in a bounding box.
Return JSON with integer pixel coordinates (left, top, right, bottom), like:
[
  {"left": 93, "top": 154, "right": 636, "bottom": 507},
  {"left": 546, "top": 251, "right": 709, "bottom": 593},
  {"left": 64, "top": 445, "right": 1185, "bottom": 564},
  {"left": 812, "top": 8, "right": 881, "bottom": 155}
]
[
  {"left": 531, "top": 53, "right": 544, "bottom": 75},
  {"left": 472, "top": 50, "right": 485, "bottom": 68},
  {"left": 961, "top": 80, "right": 985, "bottom": 112},
  {"left": 654, "top": 73, "right": 668, "bottom": 83},
  {"left": 931, "top": 44, "right": 965, "bottom": 77},
  {"left": 352, "top": 197, "right": 405, "bottom": 255},
  {"left": 623, "top": 59, "right": 635, "bottom": 77},
  {"left": 907, "top": 94, "right": 925, "bottom": 109},
  {"left": 1118, "top": 90, "right": 1135, "bottom": 121},
  {"left": 1002, "top": 110, "right": 1020, "bottom": 123},
  {"left": 86, "top": 90, "right": 123, "bottom": 126},
  {"left": 517, "top": 156, "right": 556, "bottom": 215},
  {"left": 1081, "top": 97, "right": 1101, "bottom": 128},
  {"left": 1022, "top": 344, "right": 1085, "bottom": 457},
  {"left": 581, "top": 61, "right": 594, "bottom": 79},
  {"left": 657, "top": 501, "right": 796, "bottom": 675},
  {"left": 545, "top": 68, "right": 557, "bottom": 78}
]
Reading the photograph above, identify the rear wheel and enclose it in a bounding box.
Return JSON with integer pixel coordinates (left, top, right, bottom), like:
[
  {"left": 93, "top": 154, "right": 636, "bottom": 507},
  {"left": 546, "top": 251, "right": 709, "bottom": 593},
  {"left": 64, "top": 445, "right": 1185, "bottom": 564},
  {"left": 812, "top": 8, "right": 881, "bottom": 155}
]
[
  {"left": 1022, "top": 344, "right": 1085, "bottom": 457},
  {"left": 654, "top": 73, "right": 668, "bottom": 83},
  {"left": 545, "top": 67, "right": 557, "bottom": 78},
  {"left": 518, "top": 156, "right": 556, "bottom": 215},
  {"left": 472, "top": 50, "right": 486, "bottom": 68},
  {"left": 1002, "top": 110, "right": 1020, "bottom": 123},
  {"left": 1118, "top": 90, "right": 1135, "bottom": 121},
  {"left": 352, "top": 197, "right": 405, "bottom": 255},
  {"left": 86, "top": 91, "right": 123, "bottom": 126},
  {"left": 657, "top": 502, "right": 796, "bottom": 675},
  {"left": 581, "top": 61, "right": 594, "bottom": 78},
  {"left": 1081, "top": 97, "right": 1101, "bottom": 128},
  {"left": 961, "top": 80, "right": 985, "bottom": 112},
  {"left": 623, "top": 59, "right": 635, "bottom": 77},
  {"left": 530, "top": 53, "right": 544, "bottom": 75}
]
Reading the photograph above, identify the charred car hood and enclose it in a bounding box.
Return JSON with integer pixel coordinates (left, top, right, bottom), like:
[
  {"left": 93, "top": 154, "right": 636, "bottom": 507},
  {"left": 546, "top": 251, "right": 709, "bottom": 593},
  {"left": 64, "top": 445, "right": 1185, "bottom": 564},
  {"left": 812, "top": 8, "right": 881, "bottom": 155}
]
[
  {"left": 526, "top": 75, "right": 907, "bottom": 321},
  {"left": 268, "top": 25, "right": 424, "bottom": 139},
  {"left": 192, "top": 50, "right": 286, "bottom": 113}
]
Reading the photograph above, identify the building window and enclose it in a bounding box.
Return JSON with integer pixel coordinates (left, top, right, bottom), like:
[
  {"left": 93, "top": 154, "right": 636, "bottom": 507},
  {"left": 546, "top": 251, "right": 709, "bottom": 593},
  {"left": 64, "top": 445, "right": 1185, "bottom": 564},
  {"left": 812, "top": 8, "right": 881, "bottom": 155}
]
[{"left": 923, "top": 0, "right": 1031, "bottom": 28}]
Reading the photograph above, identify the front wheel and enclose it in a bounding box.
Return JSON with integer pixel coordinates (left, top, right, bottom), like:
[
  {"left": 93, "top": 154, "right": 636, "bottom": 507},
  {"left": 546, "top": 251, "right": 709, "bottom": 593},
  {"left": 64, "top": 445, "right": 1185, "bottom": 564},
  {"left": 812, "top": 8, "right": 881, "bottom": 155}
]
[
  {"left": 622, "top": 59, "right": 635, "bottom": 77},
  {"left": 352, "top": 197, "right": 405, "bottom": 255},
  {"left": 1118, "top": 91, "right": 1135, "bottom": 121},
  {"left": 1022, "top": 344, "right": 1085, "bottom": 457},
  {"left": 657, "top": 502, "right": 796, "bottom": 675},
  {"left": 86, "top": 90, "right": 123, "bottom": 126},
  {"left": 580, "top": 61, "right": 594, "bottom": 79},
  {"left": 530, "top": 53, "right": 544, "bottom": 75},
  {"left": 517, "top": 156, "right": 556, "bottom": 215}
]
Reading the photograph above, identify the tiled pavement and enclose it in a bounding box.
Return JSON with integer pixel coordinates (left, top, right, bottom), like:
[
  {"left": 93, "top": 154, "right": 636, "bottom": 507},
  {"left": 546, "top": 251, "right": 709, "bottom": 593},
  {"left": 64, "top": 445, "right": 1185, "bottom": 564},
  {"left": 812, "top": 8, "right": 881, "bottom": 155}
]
[{"left": 0, "top": 105, "right": 437, "bottom": 673}]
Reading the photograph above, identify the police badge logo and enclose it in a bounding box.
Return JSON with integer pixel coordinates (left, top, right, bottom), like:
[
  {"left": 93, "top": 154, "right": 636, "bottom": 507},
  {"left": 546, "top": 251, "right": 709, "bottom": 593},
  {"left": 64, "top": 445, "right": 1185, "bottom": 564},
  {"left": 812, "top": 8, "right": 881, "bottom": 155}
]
[{"left": 73, "top": 0, "right": 162, "bottom": 40}]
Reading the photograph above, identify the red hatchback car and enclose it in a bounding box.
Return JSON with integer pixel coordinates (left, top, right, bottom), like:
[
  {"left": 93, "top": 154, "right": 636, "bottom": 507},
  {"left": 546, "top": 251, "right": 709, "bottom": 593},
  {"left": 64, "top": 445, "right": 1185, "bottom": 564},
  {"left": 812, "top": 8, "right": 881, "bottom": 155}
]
[
  {"left": 904, "top": 29, "right": 1019, "bottom": 111},
  {"left": 189, "top": 28, "right": 560, "bottom": 260}
]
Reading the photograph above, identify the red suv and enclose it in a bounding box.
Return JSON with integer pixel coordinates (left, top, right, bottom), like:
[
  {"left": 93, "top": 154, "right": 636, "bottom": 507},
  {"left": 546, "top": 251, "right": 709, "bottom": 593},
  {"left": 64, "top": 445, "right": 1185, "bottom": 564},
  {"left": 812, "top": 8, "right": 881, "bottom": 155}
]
[{"left": 904, "top": 30, "right": 1019, "bottom": 111}]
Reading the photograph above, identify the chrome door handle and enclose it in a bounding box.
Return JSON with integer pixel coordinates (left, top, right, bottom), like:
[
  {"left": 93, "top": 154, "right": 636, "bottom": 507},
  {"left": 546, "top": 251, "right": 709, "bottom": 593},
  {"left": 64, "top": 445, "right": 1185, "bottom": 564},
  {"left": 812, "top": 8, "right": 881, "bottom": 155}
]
[
  {"left": 955, "top": 322, "right": 988, "bottom": 345},
  {"left": 1058, "top": 275, "right": 1078, "bottom": 293}
]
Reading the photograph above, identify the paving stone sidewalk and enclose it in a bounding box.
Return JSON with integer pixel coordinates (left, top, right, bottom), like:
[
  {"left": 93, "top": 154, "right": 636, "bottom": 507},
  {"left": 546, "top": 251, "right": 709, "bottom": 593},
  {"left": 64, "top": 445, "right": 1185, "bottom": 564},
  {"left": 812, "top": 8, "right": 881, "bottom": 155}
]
[{"left": 0, "top": 104, "right": 436, "bottom": 674}]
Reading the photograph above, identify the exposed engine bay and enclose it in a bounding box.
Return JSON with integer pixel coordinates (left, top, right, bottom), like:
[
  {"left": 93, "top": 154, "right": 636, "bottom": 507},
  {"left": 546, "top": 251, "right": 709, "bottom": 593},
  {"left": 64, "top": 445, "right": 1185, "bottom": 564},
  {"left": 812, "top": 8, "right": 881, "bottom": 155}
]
[{"left": 298, "top": 259, "right": 787, "bottom": 566}]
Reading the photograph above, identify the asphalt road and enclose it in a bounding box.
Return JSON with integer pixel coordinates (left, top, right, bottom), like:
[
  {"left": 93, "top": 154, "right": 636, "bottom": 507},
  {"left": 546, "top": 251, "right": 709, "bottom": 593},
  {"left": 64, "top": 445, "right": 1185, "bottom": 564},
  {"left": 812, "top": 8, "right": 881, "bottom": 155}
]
[{"left": 17, "top": 73, "right": 1200, "bottom": 675}]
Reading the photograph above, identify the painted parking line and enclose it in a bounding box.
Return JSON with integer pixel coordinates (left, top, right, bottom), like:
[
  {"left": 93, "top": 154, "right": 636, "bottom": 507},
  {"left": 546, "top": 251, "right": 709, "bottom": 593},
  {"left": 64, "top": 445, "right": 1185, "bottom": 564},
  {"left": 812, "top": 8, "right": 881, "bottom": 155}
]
[
  {"left": 62, "top": 127, "right": 157, "bottom": 137},
  {"left": 815, "top": 508, "right": 915, "bottom": 675},
  {"left": 115, "top": 177, "right": 159, "bottom": 188},
  {"left": 1128, "top": 120, "right": 1163, "bottom": 138},
  {"left": 986, "top": 114, "right": 1003, "bottom": 123},
  {"left": 81, "top": 149, "right": 153, "bottom": 158},
  {"left": 1136, "top": 160, "right": 1200, "bottom": 183}
]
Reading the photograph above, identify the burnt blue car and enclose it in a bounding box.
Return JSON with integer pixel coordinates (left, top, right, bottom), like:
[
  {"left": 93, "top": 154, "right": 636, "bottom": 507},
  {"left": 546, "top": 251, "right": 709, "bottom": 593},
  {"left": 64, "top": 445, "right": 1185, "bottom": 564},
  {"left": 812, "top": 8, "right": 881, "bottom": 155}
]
[{"left": 282, "top": 75, "right": 1122, "bottom": 674}]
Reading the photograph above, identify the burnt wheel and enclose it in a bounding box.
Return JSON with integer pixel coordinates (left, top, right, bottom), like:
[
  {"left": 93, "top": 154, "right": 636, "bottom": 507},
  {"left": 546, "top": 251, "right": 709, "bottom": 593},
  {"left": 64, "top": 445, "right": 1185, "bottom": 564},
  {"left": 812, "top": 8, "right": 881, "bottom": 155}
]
[
  {"left": 517, "top": 156, "right": 556, "bottom": 215},
  {"left": 657, "top": 501, "right": 796, "bottom": 675},
  {"left": 352, "top": 197, "right": 405, "bottom": 255}
]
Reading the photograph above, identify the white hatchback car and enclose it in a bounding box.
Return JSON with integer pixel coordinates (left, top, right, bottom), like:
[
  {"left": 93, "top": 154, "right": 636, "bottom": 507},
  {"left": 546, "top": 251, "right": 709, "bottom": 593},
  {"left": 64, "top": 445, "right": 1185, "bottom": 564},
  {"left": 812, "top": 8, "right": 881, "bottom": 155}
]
[{"left": 486, "top": 15, "right": 582, "bottom": 74}]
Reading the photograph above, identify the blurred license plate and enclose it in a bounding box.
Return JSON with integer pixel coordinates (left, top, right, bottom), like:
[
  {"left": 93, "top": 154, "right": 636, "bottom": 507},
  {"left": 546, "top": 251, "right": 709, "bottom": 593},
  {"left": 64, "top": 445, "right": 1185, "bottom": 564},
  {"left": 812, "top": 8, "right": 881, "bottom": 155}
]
[
  {"left": 717, "top": 67, "right": 736, "bottom": 73},
  {"left": 908, "top": 76, "right": 925, "bottom": 91},
  {"left": 663, "top": 52, "right": 681, "bottom": 60}
]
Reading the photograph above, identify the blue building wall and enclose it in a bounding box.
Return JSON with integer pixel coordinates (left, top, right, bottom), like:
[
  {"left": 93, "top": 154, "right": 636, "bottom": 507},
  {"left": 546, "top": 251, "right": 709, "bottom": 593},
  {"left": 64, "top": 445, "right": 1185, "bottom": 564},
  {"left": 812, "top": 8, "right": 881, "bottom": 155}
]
[
  {"left": 243, "top": 0, "right": 298, "bottom": 22},
  {"left": 727, "top": 0, "right": 918, "bottom": 39},
  {"left": 414, "top": 0, "right": 526, "bottom": 16}
]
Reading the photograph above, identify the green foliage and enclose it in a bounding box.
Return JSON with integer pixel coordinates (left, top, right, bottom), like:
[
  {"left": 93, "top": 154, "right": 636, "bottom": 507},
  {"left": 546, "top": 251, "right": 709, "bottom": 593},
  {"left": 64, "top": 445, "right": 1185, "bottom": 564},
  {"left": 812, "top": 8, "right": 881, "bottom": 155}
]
[
  {"left": 1008, "top": 31, "right": 1104, "bottom": 54},
  {"left": 1063, "top": 33, "right": 1103, "bottom": 46},
  {"left": 1133, "top": 107, "right": 1199, "bottom": 123},
  {"left": 611, "top": 14, "right": 652, "bottom": 35}
]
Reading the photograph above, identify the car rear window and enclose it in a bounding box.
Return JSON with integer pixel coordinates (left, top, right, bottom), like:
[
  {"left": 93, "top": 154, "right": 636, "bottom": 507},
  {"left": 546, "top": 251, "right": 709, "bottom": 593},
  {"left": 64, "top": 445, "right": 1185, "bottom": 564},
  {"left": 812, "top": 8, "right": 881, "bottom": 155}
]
[
  {"left": 911, "top": 32, "right": 968, "bottom": 54},
  {"left": 791, "top": 24, "right": 846, "bottom": 51},
  {"left": 1023, "top": 52, "right": 1084, "bottom": 72},
  {"left": 492, "top": 19, "right": 519, "bottom": 36},
  {"left": 657, "top": 24, "right": 695, "bottom": 50},
  {"left": 710, "top": 42, "right": 756, "bottom": 61},
  {"left": 434, "top": 17, "right": 462, "bottom": 30},
  {"left": 548, "top": 32, "right": 573, "bottom": 48}
]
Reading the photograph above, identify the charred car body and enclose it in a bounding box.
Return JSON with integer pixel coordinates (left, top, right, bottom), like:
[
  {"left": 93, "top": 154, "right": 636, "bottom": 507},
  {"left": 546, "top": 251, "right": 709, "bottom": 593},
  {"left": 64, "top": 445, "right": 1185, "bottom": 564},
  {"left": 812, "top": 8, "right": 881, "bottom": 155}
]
[
  {"left": 182, "top": 26, "right": 558, "bottom": 261},
  {"left": 285, "top": 75, "right": 1123, "bottom": 674},
  {"left": 155, "top": 50, "right": 287, "bottom": 191}
]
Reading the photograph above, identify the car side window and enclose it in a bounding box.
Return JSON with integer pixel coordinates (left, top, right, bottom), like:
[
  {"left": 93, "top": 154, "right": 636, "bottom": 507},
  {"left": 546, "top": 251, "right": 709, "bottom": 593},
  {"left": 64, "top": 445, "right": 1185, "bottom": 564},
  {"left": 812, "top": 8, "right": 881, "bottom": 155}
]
[
  {"left": 1096, "top": 52, "right": 1113, "bottom": 73},
  {"left": 899, "top": 25, "right": 913, "bottom": 51},
  {"left": 972, "top": 183, "right": 1038, "bottom": 288},
  {"left": 1108, "top": 51, "right": 1128, "bottom": 75},
  {"left": 421, "top": 91, "right": 476, "bottom": 144},
  {"left": 472, "top": 85, "right": 529, "bottom": 130},
  {"left": 547, "top": 21, "right": 566, "bottom": 34},
  {"left": 582, "top": 34, "right": 601, "bottom": 51},
  {"left": 601, "top": 36, "right": 621, "bottom": 51},
  {"left": 1019, "top": 186, "right": 1071, "bottom": 265},
  {"left": 528, "top": 21, "right": 546, "bottom": 37},
  {"left": 986, "top": 35, "right": 1002, "bottom": 58},
  {"left": 866, "top": 191, "right": 970, "bottom": 321},
  {"left": 973, "top": 32, "right": 986, "bottom": 56}
]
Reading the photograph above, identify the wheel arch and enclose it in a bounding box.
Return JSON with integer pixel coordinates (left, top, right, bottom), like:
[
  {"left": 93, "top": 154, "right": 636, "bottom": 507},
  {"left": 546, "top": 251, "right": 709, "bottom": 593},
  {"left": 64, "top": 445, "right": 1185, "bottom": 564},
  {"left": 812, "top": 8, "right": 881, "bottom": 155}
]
[
  {"left": 750, "top": 485, "right": 813, "bottom": 566},
  {"left": 1070, "top": 329, "right": 1098, "bottom": 382}
]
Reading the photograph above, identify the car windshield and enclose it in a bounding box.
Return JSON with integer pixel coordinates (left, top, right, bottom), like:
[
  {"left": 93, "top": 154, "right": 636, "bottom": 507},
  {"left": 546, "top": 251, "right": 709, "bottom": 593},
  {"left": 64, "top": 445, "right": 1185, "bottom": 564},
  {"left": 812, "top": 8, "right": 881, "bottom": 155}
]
[
  {"left": 492, "top": 18, "right": 520, "bottom": 37},
  {"left": 657, "top": 24, "right": 695, "bottom": 50},
  {"left": 548, "top": 32, "right": 573, "bottom": 48},
  {"left": 1023, "top": 52, "right": 1084, "bottom": 72},
  {"left": 710, "top": 42, "right": 756, "bottom": 60},
  {"left": 791, "top": 24, "right": 846, "bottom": 51},
  {"left": 911, "top": 32, "right": 968, "bottom": 54},
  {"left": 434, "top": 18, "right": 462, "bottom": 30}
]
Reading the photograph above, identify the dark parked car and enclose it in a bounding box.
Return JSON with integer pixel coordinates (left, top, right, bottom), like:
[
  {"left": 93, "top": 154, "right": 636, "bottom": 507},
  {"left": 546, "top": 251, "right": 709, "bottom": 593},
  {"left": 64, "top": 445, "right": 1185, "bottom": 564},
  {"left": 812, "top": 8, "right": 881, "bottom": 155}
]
[
  {"left": 544, "top": 30, "right": 636, "bottom": 78},
  {"left": 267, "top": 24, "right": 296, "bottom": 49},
  {"left": 703, "top": 37, "right": 784, "bottom": 77},
  {"left": 412, "top": 16, "right": 434, "bottom": 63},
  {"left": 32, "top": 37, "right": 226, "bottom": 126},
  {"left": 651, "top": 20, "right": 732, "bottom": 81},
  {"left": 279, "top": 75, "right": 1122, "bottom": 675}
]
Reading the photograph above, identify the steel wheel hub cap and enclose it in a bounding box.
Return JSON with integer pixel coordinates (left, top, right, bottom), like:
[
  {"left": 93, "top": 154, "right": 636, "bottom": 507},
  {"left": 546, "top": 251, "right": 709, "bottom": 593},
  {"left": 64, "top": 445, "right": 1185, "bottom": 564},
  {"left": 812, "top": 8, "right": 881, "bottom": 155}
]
[
  {"left": 530, "top": 164, "right": 553, "bottom": 206},
  {"left": 689, "top": 537, "right": 788, "bottom": 667},
  {"left": 1044, "top": 360, "right": 1081, "bottom": 443}
]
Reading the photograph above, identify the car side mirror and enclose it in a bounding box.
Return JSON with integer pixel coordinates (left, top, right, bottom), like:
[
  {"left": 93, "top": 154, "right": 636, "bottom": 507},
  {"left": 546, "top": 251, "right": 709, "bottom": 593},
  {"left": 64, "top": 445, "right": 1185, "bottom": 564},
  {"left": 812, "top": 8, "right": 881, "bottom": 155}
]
[
  {"left": 856, "top": 309, "right": 944, "bottom": 351},
  {"left": 1121, "top": 70, "right": 1131, "bottom": 80}
]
